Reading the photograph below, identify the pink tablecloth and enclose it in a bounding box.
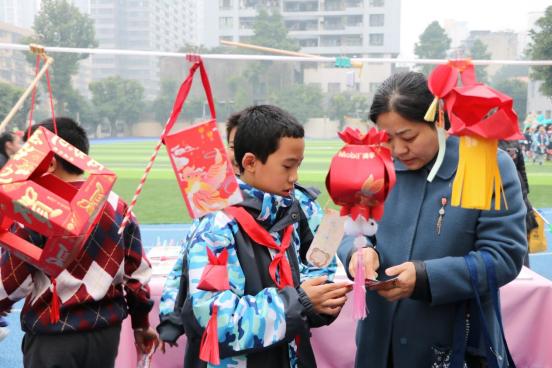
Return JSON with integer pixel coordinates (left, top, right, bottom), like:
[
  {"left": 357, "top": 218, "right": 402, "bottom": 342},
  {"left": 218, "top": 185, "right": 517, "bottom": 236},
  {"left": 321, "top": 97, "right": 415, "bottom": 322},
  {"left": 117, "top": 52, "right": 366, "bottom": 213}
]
[{"left": 116, "top": 266, "right": 552, "bottom": 368}]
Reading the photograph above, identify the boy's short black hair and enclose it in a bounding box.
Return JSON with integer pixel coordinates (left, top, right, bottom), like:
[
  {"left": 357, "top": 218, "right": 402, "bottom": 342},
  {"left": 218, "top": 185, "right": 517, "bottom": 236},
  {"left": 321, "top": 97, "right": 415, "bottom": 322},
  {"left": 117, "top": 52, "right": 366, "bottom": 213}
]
[
  {"left": 226, "top": 112, "right": 241, "bottom": 143},
  {"left": 234, "top": 105, "right": 304, "bottom": 172},
  {"left": 27, "top": 117, "right": 89, "bottom": 175}
]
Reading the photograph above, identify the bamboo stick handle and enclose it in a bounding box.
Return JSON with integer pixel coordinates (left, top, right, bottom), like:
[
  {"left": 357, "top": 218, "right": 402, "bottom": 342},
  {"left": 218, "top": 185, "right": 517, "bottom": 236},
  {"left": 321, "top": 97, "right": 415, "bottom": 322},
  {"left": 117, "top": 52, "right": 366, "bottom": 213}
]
[
  {"left": 0, "top": 56, "right": 53, "bottom": 133},
  {"left": 220, "top": 40, "right": 318, "bottom": 58},
  {"left": 220, "top": 39, "right": 363, "bottom": 68}
]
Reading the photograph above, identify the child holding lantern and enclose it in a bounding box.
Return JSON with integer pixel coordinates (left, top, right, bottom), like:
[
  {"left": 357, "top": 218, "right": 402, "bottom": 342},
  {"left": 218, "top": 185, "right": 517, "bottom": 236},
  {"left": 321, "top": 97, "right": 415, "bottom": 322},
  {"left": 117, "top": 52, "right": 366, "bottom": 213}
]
[{"left": 161, "top": 105, "right": 350, "bottom": 368}]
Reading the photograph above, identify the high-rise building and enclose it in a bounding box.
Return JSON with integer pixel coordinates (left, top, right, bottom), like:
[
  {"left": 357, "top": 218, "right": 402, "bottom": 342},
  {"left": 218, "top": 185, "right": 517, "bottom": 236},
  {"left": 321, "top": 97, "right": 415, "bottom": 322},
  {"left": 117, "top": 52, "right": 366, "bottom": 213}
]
[
  {"left": 0, "top": 0, "right": 40, "bottom": 29},
  {"left": 443, "top": 19, "right": 469, "bottom": 52},
  {"left": 208, "top": 0, "right": 400, "bottom": 58},
  {"left": 72, "top": 0, "right": 193, "bottom": 99},
  {"left": 202, "top": 0, "right": 401, "bottom": 100},
  {"left": 462, "top": 30, "right": 519, "bottom": 77},
  {"left": 0, "top": 21, "right": 33, "bottom": 87}
]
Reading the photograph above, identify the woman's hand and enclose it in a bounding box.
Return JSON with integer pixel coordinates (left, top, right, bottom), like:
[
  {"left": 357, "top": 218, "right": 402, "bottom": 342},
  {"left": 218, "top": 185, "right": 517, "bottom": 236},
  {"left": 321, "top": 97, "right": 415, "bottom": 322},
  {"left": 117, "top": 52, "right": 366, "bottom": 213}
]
[
  {"left": 377, "top": 262, "right": 416, "bottom": 302},
  {"left": 348, "top": 247, "right": 379, "bottom": 280}
]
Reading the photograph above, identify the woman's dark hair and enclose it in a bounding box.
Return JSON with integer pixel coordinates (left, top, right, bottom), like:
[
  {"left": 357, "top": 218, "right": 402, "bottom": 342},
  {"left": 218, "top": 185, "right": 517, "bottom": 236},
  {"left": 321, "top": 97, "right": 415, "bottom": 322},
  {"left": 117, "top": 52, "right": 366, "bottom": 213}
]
[
  {"left": 369, "top": 72, "right": 437, "bottom": 127},
  {"left": 0, "top": 132, "right": 16, "bottom": 156},
  {"left": 234, "top": 105, "right": 304, "bottom": 172}
]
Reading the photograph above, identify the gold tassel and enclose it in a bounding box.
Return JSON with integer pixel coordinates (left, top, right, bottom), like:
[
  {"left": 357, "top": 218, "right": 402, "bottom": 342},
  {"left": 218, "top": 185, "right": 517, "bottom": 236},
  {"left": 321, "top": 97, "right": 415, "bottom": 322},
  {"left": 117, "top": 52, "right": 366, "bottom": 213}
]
[
  {"left": 451, "top": 136, "right": 506, "bottom": 211},
  {"left": 424, "top": 96, "right": 438, "bottom": 122}
]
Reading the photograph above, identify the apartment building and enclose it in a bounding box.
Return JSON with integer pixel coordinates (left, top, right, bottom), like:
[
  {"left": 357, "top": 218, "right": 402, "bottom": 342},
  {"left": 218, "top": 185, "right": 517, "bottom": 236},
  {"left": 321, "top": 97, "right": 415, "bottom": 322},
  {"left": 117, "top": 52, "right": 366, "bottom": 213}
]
[{"left": 72, "top": 0, "right": 194, "bottom": 98}]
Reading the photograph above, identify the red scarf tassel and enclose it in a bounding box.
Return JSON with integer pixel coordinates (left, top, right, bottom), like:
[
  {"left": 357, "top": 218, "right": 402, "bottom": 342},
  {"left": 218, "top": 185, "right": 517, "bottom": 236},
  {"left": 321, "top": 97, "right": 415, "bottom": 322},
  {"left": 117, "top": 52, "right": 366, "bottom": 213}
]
[
  {"left": 49, "top": 277, "right": 61, "bottom": 324},
  {"left": 199, "top": 305, "right": 220, "bottom": 365}
]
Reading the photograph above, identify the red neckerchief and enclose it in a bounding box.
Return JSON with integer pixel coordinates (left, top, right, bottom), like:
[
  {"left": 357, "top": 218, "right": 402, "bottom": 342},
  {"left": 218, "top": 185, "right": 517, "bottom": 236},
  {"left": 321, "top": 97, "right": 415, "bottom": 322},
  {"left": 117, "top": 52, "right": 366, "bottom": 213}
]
[{"left": 224, "top": 206, "right": 294, "bottom": 289}]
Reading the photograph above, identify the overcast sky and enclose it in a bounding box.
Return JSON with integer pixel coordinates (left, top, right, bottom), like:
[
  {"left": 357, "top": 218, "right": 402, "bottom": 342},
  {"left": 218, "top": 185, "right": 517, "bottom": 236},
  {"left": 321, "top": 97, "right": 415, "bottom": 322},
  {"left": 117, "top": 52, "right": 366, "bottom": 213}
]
[{"left": 400, "top": 0, "right": 551, "bottom": 57}]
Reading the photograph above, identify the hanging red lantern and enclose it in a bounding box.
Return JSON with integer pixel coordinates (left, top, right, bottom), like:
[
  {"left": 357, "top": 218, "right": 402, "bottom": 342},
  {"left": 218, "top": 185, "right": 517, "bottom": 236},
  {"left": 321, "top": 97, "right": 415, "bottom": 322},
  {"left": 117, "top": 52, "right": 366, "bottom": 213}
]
[
  {"left": 326, "top": 127, "right": 395, "bottom": 222},
  {"left": 326, "top": 127, "right": 396, "bottom": 321},
  {"left": 426, "top": 60, "right": 522, "bottom": 210}
]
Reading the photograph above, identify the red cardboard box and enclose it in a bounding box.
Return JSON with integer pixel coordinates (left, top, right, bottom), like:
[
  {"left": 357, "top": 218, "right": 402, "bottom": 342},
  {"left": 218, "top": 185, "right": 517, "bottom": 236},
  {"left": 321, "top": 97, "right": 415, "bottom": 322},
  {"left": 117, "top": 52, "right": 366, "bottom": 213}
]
[
  {"left": 0, "top": 127, "right": 117, "bottom": 276},
  {"left": 165, "top": 120, "right": 242, "bottom": 219}
]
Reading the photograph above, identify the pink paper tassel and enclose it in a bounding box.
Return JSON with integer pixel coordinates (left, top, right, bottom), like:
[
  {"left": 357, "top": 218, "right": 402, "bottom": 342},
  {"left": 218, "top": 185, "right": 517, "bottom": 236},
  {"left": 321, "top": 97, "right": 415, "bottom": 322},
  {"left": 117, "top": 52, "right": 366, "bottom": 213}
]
[{"left": 353, "top": 244, "right": 367, "bottom": 320}]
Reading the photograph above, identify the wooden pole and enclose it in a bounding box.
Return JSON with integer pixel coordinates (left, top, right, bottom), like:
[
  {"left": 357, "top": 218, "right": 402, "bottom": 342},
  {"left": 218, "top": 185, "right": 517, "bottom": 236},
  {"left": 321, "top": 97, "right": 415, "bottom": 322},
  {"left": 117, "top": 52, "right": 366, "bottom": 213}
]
[
  {"left": 220, "top": 40, "right": 318, "bottom": 58},
  {"left": 220, "top": 39, "right": 363, "bottom": 68},
  {"left": 0, "top": 44, "right": 53, "bottom": 133}
]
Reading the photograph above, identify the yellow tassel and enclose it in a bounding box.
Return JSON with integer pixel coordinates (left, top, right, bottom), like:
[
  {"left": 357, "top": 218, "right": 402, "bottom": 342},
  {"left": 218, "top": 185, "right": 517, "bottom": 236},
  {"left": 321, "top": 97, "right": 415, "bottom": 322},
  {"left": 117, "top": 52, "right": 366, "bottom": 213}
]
[
  {"left": 451, "top": 136, "right": 506, "bottom": 210},
  {"left": 424, "top": 97, "right": 438, "bottom": 122}
]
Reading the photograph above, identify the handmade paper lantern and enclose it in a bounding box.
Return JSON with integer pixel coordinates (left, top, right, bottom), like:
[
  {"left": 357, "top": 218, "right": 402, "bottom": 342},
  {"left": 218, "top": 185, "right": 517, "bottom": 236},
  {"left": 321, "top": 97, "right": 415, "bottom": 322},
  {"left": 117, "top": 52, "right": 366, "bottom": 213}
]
[
  {"left": 326, "top": 127, "right": 395, "bottom": 222},
  {"left": 116, "top": 56, "right": 241, "bottom": 366},
  {"left": 427, "top": 60, "right": 522, "bottom": 210},
  {"left": 0, "top": 127, "right": 116, "bottom": 276},
  {"left": 162, "top": 58, "right": 242, "bottom": 219},
  {"left": 326, "top": 127, "right": 395, "bottom": 319}
]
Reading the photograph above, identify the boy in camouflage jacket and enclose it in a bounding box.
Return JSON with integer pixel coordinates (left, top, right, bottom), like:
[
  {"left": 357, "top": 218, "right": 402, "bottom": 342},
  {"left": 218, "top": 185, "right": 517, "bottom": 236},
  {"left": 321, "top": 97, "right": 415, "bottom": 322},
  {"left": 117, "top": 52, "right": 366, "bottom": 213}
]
[{"left": 158, "top": 105, "right": 350, "bottom": 368}]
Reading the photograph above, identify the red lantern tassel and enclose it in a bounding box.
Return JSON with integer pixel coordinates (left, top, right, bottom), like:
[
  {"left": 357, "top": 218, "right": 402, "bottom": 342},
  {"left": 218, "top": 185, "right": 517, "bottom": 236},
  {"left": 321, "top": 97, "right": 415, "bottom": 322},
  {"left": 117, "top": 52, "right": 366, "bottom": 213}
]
[
  {"left": 49, "top": 277, "right": 60, "bottom": 324},
  {"left": 199, "top": 305, "right": 220, "bottom": 365}
]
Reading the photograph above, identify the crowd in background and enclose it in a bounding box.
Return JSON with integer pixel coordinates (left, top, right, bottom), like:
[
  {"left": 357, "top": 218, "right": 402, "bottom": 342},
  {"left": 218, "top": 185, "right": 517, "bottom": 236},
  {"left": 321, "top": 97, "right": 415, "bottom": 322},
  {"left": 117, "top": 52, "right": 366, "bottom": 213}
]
[{"left": 522, "top": 124, "right": 552, "bottom": 165}]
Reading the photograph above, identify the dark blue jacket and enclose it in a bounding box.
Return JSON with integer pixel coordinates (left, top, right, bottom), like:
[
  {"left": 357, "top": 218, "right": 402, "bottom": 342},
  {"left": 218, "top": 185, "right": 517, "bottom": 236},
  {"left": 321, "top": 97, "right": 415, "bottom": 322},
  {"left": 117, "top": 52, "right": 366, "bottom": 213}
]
[{"left": 339, "top": 136, "right": 527, "bottom": 367}]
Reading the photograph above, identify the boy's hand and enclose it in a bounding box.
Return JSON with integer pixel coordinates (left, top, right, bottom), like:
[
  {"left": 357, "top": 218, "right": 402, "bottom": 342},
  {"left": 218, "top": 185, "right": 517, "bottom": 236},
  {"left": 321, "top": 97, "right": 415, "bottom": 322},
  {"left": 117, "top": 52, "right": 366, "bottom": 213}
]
[
  {"left": 301, "top": 276, "right": 352, "bottom": 316},
  {"left": 134, "top": 326, "right": 160, "bottom": 354},
  {"left": 349, "top": 247, "right": 379, "bottom": 280}
]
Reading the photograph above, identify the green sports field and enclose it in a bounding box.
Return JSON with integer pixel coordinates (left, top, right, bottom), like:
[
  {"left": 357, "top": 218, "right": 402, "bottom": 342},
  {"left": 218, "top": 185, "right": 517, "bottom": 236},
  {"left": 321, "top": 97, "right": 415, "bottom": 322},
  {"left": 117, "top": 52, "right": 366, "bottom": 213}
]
[{"left": 90, "top": 140, "right": 552, "bottom": 224}]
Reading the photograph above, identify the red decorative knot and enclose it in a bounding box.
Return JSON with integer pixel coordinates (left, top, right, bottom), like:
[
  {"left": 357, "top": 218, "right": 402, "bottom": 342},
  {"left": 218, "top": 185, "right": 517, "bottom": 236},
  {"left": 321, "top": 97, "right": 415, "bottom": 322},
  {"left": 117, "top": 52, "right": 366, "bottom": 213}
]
[{"left": 441, "top": 197, "right": 447, "bottom": 206}]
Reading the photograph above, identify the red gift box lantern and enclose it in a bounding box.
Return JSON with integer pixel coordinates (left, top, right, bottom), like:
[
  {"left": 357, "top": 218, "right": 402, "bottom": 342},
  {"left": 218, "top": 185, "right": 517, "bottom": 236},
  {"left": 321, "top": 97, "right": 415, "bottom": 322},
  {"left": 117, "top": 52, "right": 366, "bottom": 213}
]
[{"left": 0, "top": 127, "right": 116, "bottom": 276}]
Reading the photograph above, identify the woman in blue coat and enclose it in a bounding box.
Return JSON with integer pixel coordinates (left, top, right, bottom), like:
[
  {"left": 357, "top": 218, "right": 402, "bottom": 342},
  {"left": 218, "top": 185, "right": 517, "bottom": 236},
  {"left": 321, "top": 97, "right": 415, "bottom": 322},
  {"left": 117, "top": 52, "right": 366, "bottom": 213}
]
[{"left": 338, "top": 72, "right": 527, "bottom": 367}]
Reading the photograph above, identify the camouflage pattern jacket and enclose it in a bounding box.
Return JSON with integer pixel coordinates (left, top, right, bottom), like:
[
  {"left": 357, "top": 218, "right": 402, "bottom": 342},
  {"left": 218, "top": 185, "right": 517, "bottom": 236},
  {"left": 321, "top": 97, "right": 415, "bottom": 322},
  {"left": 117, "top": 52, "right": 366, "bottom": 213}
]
[{"left": 158, "top": 180, "right": 337, "bottom": 368}]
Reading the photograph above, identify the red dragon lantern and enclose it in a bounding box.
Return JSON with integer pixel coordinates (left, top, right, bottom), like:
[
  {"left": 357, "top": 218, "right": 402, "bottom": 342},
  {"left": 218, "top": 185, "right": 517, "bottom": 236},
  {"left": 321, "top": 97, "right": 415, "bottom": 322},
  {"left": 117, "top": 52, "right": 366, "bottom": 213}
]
[{"left": 426, "top": 60, "right": 522, "bottom": 210}]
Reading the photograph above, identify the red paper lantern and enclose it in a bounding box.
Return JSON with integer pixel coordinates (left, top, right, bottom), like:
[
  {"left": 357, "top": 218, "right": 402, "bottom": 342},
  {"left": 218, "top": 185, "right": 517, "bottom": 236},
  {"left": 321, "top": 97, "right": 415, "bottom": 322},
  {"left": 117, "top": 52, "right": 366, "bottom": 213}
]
[
  {"left": 427, "top": 60, "right": 523, "bottom": 210},
  {"left": 326, "top": 127, "right": 395, "bottom": 221},
  {"left": 162, "top": 58, "right": 242, "bottom": 219},
  {"left": 0, "top": 127, "right": 116, "bottom": 276}
]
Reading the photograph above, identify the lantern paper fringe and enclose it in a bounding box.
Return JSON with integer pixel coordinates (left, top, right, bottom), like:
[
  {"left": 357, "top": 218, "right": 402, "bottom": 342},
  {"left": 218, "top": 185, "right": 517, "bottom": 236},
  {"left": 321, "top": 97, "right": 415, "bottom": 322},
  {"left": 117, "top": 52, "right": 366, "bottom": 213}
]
[{"left": 451, "top": 136, "right": 506, "bottom": 211}]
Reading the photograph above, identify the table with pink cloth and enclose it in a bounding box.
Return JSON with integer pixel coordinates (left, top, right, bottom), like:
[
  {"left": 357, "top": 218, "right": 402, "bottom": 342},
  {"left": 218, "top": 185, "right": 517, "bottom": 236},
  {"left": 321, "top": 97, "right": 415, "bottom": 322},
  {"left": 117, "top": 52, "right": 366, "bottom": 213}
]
[{"left": 116, "top": 265, "right": 552, "bottom": 368}]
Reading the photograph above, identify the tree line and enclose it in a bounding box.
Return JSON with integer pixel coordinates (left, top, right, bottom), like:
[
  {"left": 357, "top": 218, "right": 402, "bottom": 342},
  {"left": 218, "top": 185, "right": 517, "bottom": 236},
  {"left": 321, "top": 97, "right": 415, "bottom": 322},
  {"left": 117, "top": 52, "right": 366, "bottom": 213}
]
[{"left": 1, "top": 0, "right": 550, "bottom": 135}]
